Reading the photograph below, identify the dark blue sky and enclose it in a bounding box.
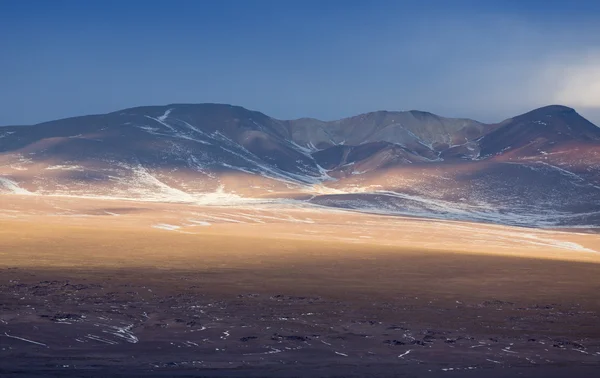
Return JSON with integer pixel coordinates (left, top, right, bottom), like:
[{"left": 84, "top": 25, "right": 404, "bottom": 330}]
[{"left": 2, "top": 0, "right": 600, "bottom": 125}]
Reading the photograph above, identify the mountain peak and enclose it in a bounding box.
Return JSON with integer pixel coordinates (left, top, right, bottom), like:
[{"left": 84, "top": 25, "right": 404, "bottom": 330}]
[
  {"left": 408, "top": 110, "right": 437, "bottom": 118},
  {"left": 522, "top": 105, "right": 576, "bottom": 118},
  {"left": 478, "top": 104, "right": 600, "bottom": 159}
]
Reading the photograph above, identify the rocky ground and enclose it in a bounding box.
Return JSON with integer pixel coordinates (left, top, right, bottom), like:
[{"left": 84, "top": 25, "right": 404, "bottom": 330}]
[{"left": 2, "top": 268, "right": 600, "bottom": 377}]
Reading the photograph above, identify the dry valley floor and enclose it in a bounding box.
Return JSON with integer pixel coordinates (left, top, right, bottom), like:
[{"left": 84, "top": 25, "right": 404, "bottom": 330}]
[{"left": 1, "top": 196, "right": 600, "bottom": 377}]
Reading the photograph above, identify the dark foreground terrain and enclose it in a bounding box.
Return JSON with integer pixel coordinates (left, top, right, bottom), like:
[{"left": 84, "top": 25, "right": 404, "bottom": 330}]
[{"left": 2, "top": 267, "right": 600, "bottom": 378}]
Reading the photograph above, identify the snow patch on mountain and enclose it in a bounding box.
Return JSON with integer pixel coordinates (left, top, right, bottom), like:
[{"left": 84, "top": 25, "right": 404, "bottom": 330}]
[
  {"left": 310, "top": 190, "right": 600, "bottom": 229},
  {"left": 0, "top": 177, "right": 32, "bottom": 195},
  {"left": 145, "top": 114, "right": 177, "bottom": 133},
  {"left": 46, "top": 165, "right": 85, "bottom": 171},
  {"left": 157, "top": 108, "right": 173, "bottom": 122}
]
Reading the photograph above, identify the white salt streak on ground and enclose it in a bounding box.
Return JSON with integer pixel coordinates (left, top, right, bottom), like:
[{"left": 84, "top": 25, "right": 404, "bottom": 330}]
[{"left": 152, "top": 223, "right": 181, "bottom": 231}]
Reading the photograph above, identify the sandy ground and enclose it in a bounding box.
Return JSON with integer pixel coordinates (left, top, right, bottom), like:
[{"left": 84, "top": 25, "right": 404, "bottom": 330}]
[{"left": 1, "top": 194, "right": 600, "bottom": 377}]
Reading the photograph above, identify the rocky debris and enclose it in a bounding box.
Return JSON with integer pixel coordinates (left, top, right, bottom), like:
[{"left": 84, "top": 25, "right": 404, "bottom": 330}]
[
  {"left": 552, "top": 339, "right": 585, "bottom": 349},
  {"left": 478, "top": 300, "right": 515, "bottom": 308},
  {"left": 384, "top": 338, "right": 428, "bottom": 346},
  {"left": 423, "top": 335, "right": 435, "bottom": 343},
  {"left": 384, "top": 339, "right": 406, "bottom": 345},
  {"left": 269, "top": 295, "right": 323, "bottom": 303},
  {"left": 237, "top": 294, "right": 261, "bottom": 298},
  {"left": 352, "top": 320, "right": 381, "bottom": 325},
  {"left": 386, "top": 325, "right": 409, "bottom": 331},
  {"left": 240, "top": 336, "right": 258, "bottom": 342},
  {"left": 271, "top": 333, "right": 311, "bottom": 342},
  {"left": 47, "top": 313, "right": 83, "bottom": 322}
]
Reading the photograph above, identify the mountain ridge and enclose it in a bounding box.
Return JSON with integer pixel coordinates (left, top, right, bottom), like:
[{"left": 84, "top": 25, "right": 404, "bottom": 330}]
[
  {"left": 1, "top": 103, "right": 599, "bottom": 228},
  {"left": 4, "top": 103, "right": 596, "bottom": 128}
]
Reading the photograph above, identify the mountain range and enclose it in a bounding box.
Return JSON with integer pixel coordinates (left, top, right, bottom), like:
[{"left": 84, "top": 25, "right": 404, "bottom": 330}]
[{"left": 1, "top": 103, "right": 600, "bottom": 228}]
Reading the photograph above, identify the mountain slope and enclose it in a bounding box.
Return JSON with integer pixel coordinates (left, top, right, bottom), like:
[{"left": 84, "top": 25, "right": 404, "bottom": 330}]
[{"left": 1, "top": 103, "right": 599, "bottom": 228}]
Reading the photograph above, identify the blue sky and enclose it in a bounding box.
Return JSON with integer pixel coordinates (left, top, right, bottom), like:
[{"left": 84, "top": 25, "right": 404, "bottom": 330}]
[{"left": 2, "top": 0, "right": 600, "bottom": 125}]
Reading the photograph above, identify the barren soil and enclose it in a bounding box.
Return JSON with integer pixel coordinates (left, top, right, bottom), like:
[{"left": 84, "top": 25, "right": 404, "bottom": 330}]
[{"left": 1, "top": 196, "right": 600, "bottom": 377}]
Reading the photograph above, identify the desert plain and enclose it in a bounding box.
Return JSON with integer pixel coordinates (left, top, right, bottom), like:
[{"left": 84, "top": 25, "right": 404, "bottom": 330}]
[{"left": 1, "top": 195, "right": 600, "bottom": 377}]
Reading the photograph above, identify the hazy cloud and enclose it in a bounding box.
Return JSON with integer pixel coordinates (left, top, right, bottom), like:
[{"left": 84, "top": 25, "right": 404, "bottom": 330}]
[{"left": 549, "top": 53, "right": 600, "bottom": 108}]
